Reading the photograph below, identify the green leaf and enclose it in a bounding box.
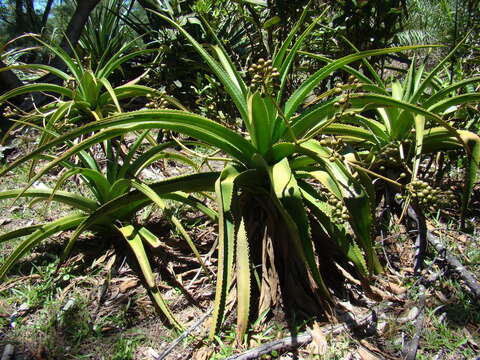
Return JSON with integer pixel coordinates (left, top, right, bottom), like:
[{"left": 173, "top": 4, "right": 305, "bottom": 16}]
[
  {"left": 150, "top": 12, "right": 248, "bottom": 121},
  {"left": 298, "top": 140, "right": 381, "bottom": 274},
  {"left": 275, "top": 10, "right": 322, "bottom": 104},
  {"left": 0, "top": 188, "right": 97, "bottom": 212},
  {"left": 235, "top": 215, "right": 251, "bottom": 342},
  {"left": 423, "top": 77, "right": 480, "bottom": 108},
  {"left": 98, "top": 78, "right": 122, "bottom": 113},
  {"left": 97, "top": 48, "right": 155, "bottom": 79},
  {"left": 460, "top": 132, "right": 480, "bottom": 226},
  {"left": 285, "top": 45, "right": 437, "bottom": 119},
  {"left": 138, "top": 227, "right": 162, "bottom": 248},
  {"left": 34, "top": 36, "right": 84, "bottom": 81},
  {"left": 411, "top": 38, "right": 467, "bottom": 103},
  {"left": 0, "top": 214, "right": 86, "bottom": 280},
  {"left": 200, "top": 14, "right": 247, "bottom": 97},
  {"left": 0, "top": 84, "right": 74, "bottom": 103},
  {"left": 0, "top": 110, "right": 255, "bottom": 191},
  {"left": 247, "top": 92, "right": 276, "bottom": 154},
  {"left": 263, "top": 16, "right": 281, "bottom": 29},
  {"left": 290, "top": 100, "right": 336, "bottom": 139},
  {"left": 0, "top": 224, "right": 43, "bottom": 243},
  {"left": 268, "top": 158, "right": 331, "bottom": 298},
  {"left": 300, "top": 183, "right": 369, "bottom": 276},
  {"left": 210, "top": 165, "right": 240, "bottom": 338},
  {"left": 0, "top": 63, "right": 70, "bottom": 81},
  {"left": 348, "top": 93, "right": 468, "bottom": 150},
  {"left": 129, "top": 180, "right": 210, "bottom": 273},
  {"left": 427, "top": 93, "right": 480, "bottom": 114},
  {"left": 412, "top": 115, "right": 426, "bottom": 178},
  {"left": 117, "top": 225, "right": 182, "bottom": 329}
]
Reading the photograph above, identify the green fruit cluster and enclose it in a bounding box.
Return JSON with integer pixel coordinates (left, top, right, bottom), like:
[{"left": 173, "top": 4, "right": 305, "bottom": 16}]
[
  {"left": 319, "top": 136, "right": 345, "bottom": 162},
  {"left": 328, "top": 151, "right": 345, "bottom": 162},
  {"left": 2, "top": 105, "right": 17, "bottom": 118},
  {"left": 248, "top": 58, "right": 280, "bottom": 94},
  {"left": 405, "top": 180, "right": 457, "bottom": 207},
  {"left": 319, "top": 136, "right": 343, "bottom": 148},
  {"left": 377, "top": 142, "right": 400, "bottom": 164},
  {"left": 145, "top": 94, "right": 168, "bottom": 109},
  {"left": 326, "top": 193, "right": 350, "bottom": 224}
]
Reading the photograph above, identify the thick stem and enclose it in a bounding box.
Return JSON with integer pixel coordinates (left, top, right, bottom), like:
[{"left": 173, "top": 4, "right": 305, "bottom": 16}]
[
  {"left": 40, "top": 0, "right": 55, "bottom": 31},
  {"left": 411, "top": 204, "right": 427, "bottom": 276}
]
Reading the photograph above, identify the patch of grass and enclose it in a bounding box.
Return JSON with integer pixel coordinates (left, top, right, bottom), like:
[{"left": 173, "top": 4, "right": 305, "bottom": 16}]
[
  {"left": 111, "top": 334, "right": 146, "bottom": 360},
  {"left": 317, "top": 333, "right": 353, "bottom": 360},
  {"left": 6, "top": 291, "right": 93, "bottom": 359}
]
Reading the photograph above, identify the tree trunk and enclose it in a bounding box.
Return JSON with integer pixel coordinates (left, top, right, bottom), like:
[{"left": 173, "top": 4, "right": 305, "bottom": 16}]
[
  {"left": 49, "top": 0, "right": 101, "bottom": 70},
  {"left": 40, "top": 0, "right": 55, "bottom": 31},
  {"left": 136, "top": 0, "right": 161, "bottom": 30}
]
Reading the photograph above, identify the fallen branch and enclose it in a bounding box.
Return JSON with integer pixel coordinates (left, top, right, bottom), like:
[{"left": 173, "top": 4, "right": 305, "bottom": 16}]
[
  {"left": 154, "top": 307, "right": 213, "bottom": 360},
  {"left": 0, "top": 344, "right": 14, "bottom": 360},
  {"left": 224, "top": 311, "right": 376, "bottom": 360},
  {"left": 406, "top": 206, "right": 480, "bottom": 299},
  {"left": 402, "top": 284, "right": 426, "bottom": 360}
]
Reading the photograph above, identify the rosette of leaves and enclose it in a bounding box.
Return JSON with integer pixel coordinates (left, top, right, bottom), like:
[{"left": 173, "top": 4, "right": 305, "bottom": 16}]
[
  {"left": 305, "top": 42, "right": 480, "bottom": 223},
  {"left": 0, "top": 34, "right": 159, "bottom": 138},
  {"left": 0, "top": 129, "right": 217, "bottom": 330},
  {"left": 1, "top": 4, "right": 425, "bottom": 341}
]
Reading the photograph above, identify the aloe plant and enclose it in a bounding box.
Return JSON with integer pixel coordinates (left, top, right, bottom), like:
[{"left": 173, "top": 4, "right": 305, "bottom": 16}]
[
  {"left": 0, "top": 5, "right": 432, "bottom": 341},
  {"left": 0, "top": 128, "right": 218, "bottom": 329},
  {"left": 304, "top": 42, "right": 480, "bottom": 224},
  {"left": 0, "top": 34, "right": 159, "bottom": 137}
]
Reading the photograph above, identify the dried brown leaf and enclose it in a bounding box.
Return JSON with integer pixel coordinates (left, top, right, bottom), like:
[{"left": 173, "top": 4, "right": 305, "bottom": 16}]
[
  {"left": 306, "top": 322, "right": 328, "bottom": 355},
  {"left": 192, "top": 347, "right": 213, "bottom": 360},
  {"left": 357, "top": 347, "right": 382, "bottom": 360},
  {"left": 119, "top": 279, "right": 139, "bottom": 293}
]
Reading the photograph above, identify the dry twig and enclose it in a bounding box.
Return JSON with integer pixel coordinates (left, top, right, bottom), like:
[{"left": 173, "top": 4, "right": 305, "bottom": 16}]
[
  {"left": 154, "top": 307, "right": 213, "bottom": 360},
  {"left": 224, "top": 311, "right": 377, "bottom": 360},
  {"left": 402, "top": 284, "right": 426, "bottom": 360}
]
